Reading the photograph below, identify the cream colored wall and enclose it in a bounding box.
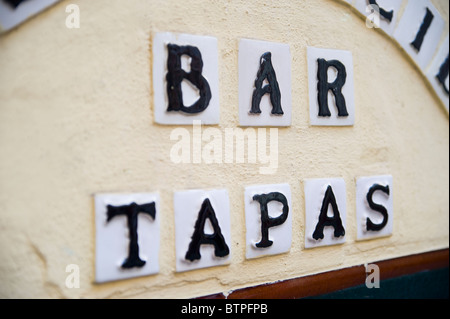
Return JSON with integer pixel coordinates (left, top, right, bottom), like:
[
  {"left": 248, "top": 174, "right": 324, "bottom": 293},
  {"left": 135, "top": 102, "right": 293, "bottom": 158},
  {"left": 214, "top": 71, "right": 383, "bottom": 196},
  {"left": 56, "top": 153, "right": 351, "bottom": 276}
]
[{"left": 0, "top": 0, "right": 448, "bottom": 298}]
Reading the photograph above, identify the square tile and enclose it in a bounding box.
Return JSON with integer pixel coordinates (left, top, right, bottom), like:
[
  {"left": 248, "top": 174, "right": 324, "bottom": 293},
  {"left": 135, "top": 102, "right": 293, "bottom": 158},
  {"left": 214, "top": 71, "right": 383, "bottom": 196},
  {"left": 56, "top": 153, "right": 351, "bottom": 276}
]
[
  {"left": 307, "top": 47, "right": 355, "bottom": 126},
  {"left": 174, "top": 189, "right": 231, "bottom": 272},
  {"left": 393, "top": 0, "right": 444, "bottom": 71},
  {"left": 244, "top": 183, "right": 292, "bottom": 259},
  {"left": 153, "top": 32, "right": 220, "bottom": 125},
  {"left": 95, "top": 193, "right": 160, "bottom": 283},
  {"left": 239, "top": 38, "right": 292, "bottom": 127},
  {"left": 356, "top": 175, "right": 393, "bottom": 240},
  {"left": 304, "top": 178, "right": 347, "bottom": 248}
]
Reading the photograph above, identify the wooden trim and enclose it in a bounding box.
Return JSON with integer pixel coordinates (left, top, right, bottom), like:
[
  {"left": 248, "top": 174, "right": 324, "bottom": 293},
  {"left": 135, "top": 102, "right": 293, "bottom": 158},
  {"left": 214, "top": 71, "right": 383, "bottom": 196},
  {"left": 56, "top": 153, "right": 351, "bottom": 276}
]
[{"left": 198, "top": 248, "right": 449, "bottom": 299}]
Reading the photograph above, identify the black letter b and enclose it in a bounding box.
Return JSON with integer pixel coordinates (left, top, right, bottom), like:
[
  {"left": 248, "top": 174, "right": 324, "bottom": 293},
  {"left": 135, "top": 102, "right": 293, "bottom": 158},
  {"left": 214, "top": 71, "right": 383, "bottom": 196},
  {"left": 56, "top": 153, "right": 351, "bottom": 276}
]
[{"left": 166, "top": 44, "right": 212, "bottom": 114}]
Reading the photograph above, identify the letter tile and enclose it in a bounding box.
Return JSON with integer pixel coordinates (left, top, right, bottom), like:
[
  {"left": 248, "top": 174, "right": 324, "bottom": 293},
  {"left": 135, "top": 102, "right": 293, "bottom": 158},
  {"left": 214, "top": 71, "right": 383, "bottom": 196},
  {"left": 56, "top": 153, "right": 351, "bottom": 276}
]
[
  {"left": 239, "top": 38, "right": 292, "bottom": 127},
  {"left": 153, "top": 32, "right": 220, "bottom": 125},
  {"left": 304, "top": 178, "right": 347, "bottom": 248},
  {"left": 95, "top": 193, "right": 160, "bottom": 283},
  {"left": 244, "top": 183, "right": 292, "bottom": 259},
  {"left": 356, "top": 175, "right": 393, "bottom": 240},
  {"left": 174, "top": 189, "right": 231, "bottom": 272},
  {"left": 307, "top": 47, "right": 355, "bottom": 126}
]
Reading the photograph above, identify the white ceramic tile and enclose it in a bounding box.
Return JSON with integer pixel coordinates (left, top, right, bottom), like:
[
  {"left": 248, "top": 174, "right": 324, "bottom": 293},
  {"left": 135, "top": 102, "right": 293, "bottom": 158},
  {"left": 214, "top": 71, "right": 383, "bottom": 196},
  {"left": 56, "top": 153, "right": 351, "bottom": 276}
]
[
  {"left": 304, "top": 178, "right": 347, "bottom": 248},
  {"left": 354, "top": 0, "right": 403, "bottom": 36},
  {"left": 244, "top": 183, "right": 292, "bottom": 259},
  {"left": 174, "top": 189, "right": 231, "bottom": 272},
  {"left": 0, "top": 0, "right": 59, "bottom": 32},
  {"left": 239, "top": 38, "right": 292, "bottom": 127},
  {"left": 393, "top": 0, "right": 445, "bottom": 70},
  {"left": 426, "top": 35, "right": 449, "bottom": 113},
  {"left": 356, "top": 175, "right": 393, "bottom": 240},
  {"left": 153, "top": 32, "right": 220, "bottom": 125},
  {"left": 95, "top": 193, "right": 160, "bottom": 283},
  {"left": 307, "top": 47, "right": 355, "bottom": 126}
]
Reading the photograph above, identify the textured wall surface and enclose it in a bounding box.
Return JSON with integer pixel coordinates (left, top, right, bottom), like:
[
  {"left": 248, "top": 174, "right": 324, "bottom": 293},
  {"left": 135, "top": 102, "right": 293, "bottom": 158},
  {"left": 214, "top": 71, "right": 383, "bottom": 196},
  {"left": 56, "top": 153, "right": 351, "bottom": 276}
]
[{"left": 0, "top": 0, "right": 448, "bottom": 298}]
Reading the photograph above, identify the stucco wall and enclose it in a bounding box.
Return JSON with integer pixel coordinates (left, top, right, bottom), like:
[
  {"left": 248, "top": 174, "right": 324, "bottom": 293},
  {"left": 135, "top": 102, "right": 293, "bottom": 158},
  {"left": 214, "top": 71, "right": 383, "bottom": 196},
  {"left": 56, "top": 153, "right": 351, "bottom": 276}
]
[{"left": 0, "top": 0, "right": 448, "bottom": 298}]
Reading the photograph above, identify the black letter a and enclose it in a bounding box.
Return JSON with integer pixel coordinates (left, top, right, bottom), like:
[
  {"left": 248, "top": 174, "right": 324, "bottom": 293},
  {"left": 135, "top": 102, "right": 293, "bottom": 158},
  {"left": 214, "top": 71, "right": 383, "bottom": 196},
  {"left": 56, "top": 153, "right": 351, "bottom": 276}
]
[
  {"left": 250, "top": 52, "right": 283, "bottom": 115},
  {"left": 185, "top": 198, "right": 230, "bottom": 261},
  {"left": 312, "top": 185, "right": 345, "bottom": 240}
]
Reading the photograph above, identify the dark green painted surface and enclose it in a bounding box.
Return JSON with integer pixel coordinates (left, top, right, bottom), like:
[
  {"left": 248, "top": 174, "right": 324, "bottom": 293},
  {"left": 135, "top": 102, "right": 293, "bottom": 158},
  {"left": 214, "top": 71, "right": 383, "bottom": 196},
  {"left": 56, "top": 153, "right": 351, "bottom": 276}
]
[{"left": 307, "top": 268, "right": 449, "bottom": 299}]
